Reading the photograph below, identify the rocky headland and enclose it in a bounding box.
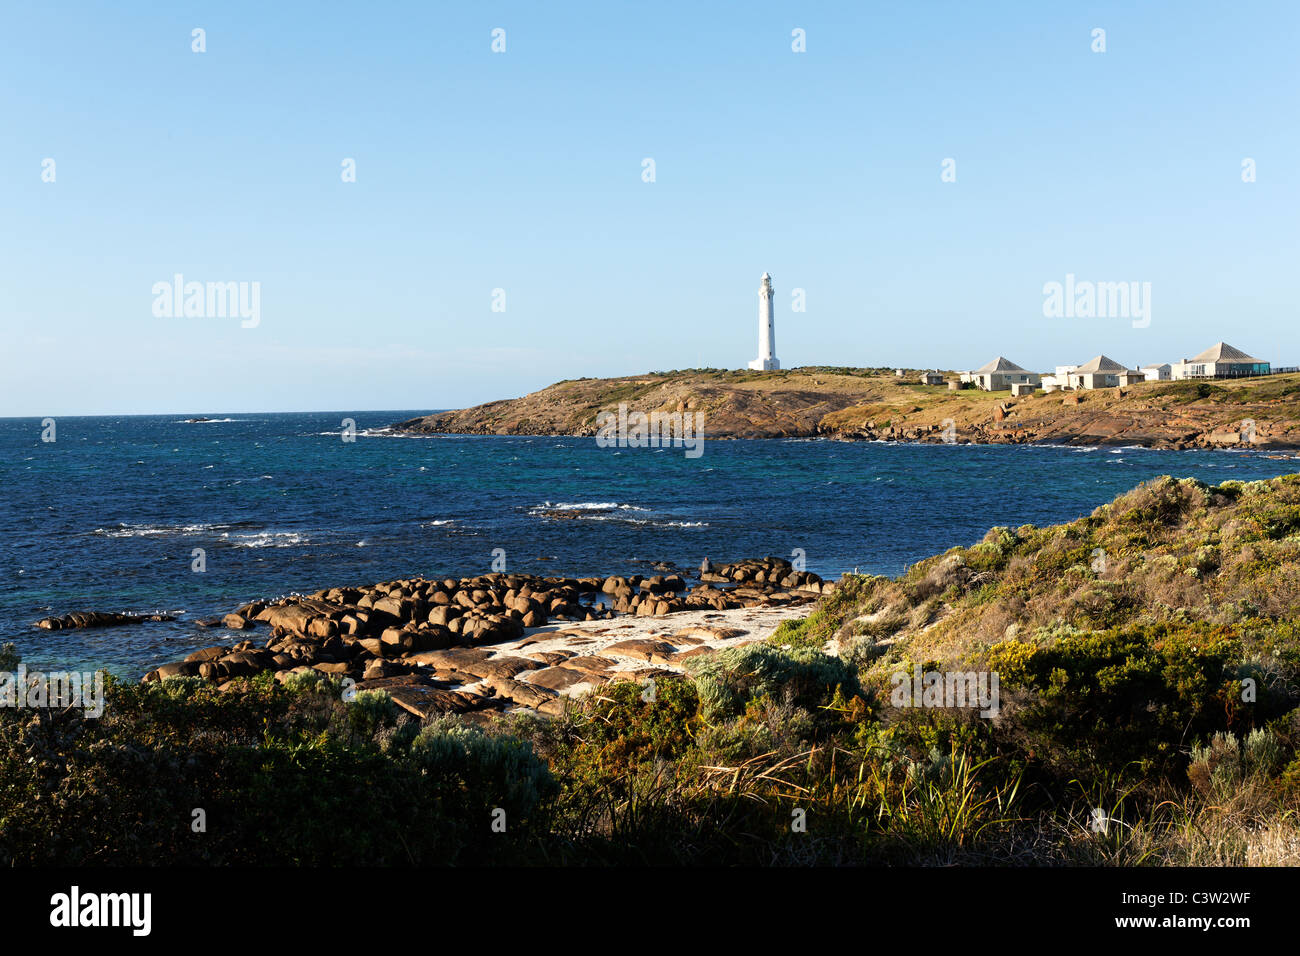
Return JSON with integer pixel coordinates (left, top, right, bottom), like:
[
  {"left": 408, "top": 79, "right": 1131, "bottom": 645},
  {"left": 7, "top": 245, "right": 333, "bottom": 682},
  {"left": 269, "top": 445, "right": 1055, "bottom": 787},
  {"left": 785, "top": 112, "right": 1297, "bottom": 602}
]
[{"left": 394, "top": 367, "right": 1300, "bottom": 449}]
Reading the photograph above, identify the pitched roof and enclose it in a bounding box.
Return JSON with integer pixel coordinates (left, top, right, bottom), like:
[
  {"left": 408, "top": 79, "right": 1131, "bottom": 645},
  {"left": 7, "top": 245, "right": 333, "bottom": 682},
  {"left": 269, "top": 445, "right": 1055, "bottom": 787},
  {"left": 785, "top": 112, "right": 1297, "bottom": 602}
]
[
  {"left": 1187, "top": 342, "right": 1264, "bottom": 364},
  {"left": 1074, "top": 354, "right": 1133, "bottom": 374},
  {"left": 972, "top": 356, "right": 1030, "bottom": 374}
]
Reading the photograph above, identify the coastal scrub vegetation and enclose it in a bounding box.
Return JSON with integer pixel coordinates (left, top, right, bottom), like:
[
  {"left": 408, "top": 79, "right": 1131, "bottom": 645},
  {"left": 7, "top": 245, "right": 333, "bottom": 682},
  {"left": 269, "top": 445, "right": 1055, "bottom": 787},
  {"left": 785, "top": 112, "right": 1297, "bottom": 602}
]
[
  {"left": 5, "top": 474, "right": 1300, "bottom": 864},
  {"left": 0, "top": 672, "right": 555, "bottom": 865}
]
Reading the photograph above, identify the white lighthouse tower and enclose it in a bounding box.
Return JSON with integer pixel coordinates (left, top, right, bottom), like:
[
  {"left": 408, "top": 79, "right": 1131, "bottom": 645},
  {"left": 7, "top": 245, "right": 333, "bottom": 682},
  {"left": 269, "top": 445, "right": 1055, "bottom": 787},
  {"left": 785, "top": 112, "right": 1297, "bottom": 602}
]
[{"left": 747, "top": 272, "right": 780, "bottom": 370}]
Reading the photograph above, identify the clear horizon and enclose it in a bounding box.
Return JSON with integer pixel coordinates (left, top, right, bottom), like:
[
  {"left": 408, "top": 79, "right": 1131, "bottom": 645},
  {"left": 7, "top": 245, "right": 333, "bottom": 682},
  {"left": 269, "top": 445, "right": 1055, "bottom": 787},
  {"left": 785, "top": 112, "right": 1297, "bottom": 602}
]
[{"left": 3, "top": 0, "right": 1297, "bottom": 417}]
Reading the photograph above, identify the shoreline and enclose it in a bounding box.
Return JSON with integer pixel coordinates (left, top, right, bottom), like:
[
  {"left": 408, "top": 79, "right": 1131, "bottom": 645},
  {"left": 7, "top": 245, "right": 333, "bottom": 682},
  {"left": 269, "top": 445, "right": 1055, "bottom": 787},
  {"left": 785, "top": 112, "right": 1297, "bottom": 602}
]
[{"left": 389, "top": 425, "right": 1300, "bottom": 453}]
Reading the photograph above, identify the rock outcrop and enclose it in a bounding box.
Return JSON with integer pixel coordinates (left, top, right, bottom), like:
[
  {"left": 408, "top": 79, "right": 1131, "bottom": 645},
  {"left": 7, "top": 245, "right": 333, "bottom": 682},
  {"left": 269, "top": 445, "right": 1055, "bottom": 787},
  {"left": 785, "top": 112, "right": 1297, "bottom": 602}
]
[
  {"left": 35, "top": 611, "right": 176, "bottom": 630},
  {"left": 140, "top": 562, "right": 829, "bottom": 717}
]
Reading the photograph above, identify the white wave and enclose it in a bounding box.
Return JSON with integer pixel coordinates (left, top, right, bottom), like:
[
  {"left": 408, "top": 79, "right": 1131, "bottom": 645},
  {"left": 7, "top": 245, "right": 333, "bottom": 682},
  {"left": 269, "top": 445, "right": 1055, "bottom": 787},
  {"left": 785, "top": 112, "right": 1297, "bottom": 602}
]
[
  {"left": 177, "top": 418, "right": 238, "bottom": 423},
  {"left": 534, "top": 501, "right": 650, "bottom": 512},
  {"left": 573, "top": 514, "right": 708, "bottom": 529},
  {"left": 221, "top": 531, "right": 310, "bottom": 548},
  {"left": 93, "top": 522, "right": 232, "bottom": 538}
]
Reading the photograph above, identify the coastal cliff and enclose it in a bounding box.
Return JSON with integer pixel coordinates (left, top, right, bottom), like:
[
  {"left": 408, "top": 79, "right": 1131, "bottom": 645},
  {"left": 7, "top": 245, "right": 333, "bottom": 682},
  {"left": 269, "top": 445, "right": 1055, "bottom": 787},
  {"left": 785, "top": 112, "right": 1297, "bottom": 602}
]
[{"left": 394, "top": 367, "right": 1300, "bottom": 449}]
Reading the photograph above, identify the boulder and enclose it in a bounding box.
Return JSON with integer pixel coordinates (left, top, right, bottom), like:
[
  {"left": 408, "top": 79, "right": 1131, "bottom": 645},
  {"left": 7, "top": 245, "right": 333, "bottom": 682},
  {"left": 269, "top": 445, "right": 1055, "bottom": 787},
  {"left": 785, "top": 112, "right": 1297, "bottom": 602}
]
[
  {"left": 307, "top": 617, "right": 338, "bottom": 639},
  {"left": 604, "top": 639, "right": 678, "bottom": 665},
  {"left": 672, "top": 624, "right": 746, "bottom": 642},
  {"left": 261, "top": 604, "right": 316, "bottom": 634},
  {"left": 219, "top": 650, "right": 270, "bottom": 678},
  {"left": 148, "top": 660, "right": 199, "bottom": 680},
  {"left": 383, "top": 682, "right": 495, "bottom": 719},
  {"left": 37, "top": 611, "right": 176, "bottom": 630},
  {"left": 524, "top": 665, "right": 600, "bottom": 693},
  {"left": 483, "top": 677, "right": 559, "bottom": 710},
  {"left": 426, "top": 605, "right": 460, "bottom": 627},
  {"left": 405, "top": 646, "right": 492, "bottom": 672},
  {"left": 312, "top": 661, "right": 352, "bottom": 675}
]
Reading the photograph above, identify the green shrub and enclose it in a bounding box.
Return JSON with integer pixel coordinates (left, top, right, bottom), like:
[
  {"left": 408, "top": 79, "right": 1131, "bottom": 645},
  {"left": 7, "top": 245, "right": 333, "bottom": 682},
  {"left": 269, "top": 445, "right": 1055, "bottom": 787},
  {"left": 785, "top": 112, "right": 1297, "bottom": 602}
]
[
  {"left": 547, "top": 677, "right": 702, "bottom": 780},
  {"left": 1188, "top": 731, "right": 1243, "bottom": 798},
  {"left": 965, "top": 527, "right": 1019, "bottom": 573},
  {"left": 347, "top": 688, "right": 398, "bottom": 736},
  {"left": 409, "top": 717, "right": 556, "bottom": 834},
  {"left": 685, "top": 644, "right": 859, "bottom": 722},
  {"left": 1243, "top": 727, "right": 1285, "bottom": 776},
  {"left": 768, "top": 574, "right": 878, "bottom": 650},
  {"left": 991, "top": 623, "right": 1245, "bottom": 783}
]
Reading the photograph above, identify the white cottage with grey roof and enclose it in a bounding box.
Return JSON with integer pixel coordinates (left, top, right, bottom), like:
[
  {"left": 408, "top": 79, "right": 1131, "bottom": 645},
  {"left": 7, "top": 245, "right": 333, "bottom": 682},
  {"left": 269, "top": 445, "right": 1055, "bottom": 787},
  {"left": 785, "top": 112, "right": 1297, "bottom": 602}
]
[
  {"left": 1065, "top": 355, "right": 1145, "bottom": 390},
  {"left": 959, "top": 357, "right": 1041, "bottom": 391},
  {"left": 1171, "top": 342, "right": 1270, "bottom": 380}
]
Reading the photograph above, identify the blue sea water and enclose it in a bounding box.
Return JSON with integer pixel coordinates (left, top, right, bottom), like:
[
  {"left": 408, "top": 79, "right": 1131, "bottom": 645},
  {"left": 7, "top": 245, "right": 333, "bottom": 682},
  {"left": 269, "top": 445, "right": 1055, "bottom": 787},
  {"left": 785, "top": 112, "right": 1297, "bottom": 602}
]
[{"left": 2, "top": 411, "right": 1297, "bottom": 679}]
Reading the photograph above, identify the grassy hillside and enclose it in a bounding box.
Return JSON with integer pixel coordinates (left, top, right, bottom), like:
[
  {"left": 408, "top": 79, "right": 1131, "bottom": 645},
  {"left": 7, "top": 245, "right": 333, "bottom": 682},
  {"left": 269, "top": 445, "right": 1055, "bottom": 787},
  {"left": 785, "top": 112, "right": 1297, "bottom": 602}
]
[
  {"left": 808, "top": 472, "right": 1300, "bottom": 663},
  {"left": 395, "top": 367, "right": 1300, "bottom": 448}
]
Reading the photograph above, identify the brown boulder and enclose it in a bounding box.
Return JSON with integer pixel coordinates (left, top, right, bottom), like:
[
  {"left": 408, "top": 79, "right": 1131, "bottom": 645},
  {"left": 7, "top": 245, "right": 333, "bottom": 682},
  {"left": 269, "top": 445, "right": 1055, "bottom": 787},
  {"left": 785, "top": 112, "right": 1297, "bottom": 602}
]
[
  {"left": 483, "top": 677, "right": 559, "bottom": 710},
  {"left": 604, "top": 639, "right": 678, "bottom": 665},
  {"left": 525, "top": 665, "right": 601, "bottom": 693},
  {"left": 151, "top": 660, "right": 199, "bottom": 680},
  {"left": 262, "top": 604, "right": 316, "bottom": 634},
  {"left": 405, "top": 646, "right": 492, "bottom": 671}
]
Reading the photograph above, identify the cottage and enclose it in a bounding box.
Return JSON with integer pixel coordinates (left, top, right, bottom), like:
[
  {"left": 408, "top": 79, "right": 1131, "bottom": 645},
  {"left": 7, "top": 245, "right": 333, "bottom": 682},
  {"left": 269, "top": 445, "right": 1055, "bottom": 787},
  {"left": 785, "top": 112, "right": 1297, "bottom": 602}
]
[
  {"left": 959, "top": 357, "right": 1041, "bottom": 392},
  {"left": 1065, "top": 355, "right": 1145, "bottom": 390},
  {"left": 1171, "top": 342, "right": 1270, "bottom": 380},
  {"left": 919, "top": 371, "right": 945, "bottom": 385},
  {"left": 1142, "top": 363, "right": 1172, "bottom": 382}
]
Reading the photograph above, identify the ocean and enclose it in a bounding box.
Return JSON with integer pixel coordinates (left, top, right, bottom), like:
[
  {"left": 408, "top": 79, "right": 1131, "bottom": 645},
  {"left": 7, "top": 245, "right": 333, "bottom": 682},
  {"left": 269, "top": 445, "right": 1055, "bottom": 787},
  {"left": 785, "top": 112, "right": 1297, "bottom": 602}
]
[{"left": 2, "top": 410, "right": 1296, "bottom": 678}]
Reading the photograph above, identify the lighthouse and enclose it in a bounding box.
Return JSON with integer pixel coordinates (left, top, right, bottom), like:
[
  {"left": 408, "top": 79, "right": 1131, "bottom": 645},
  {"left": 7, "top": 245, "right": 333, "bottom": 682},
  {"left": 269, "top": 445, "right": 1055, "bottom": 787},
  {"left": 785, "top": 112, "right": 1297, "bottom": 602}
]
[{"left": 747, "top": 272, "right": 780, "bottom": 371}]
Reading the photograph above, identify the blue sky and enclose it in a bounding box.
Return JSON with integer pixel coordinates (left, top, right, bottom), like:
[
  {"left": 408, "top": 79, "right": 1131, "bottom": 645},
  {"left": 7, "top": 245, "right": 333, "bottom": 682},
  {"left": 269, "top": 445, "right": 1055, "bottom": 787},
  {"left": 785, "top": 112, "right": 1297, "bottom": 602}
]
[{"left": 2, "top": 1, "right": 1296, "bottom": 415}]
